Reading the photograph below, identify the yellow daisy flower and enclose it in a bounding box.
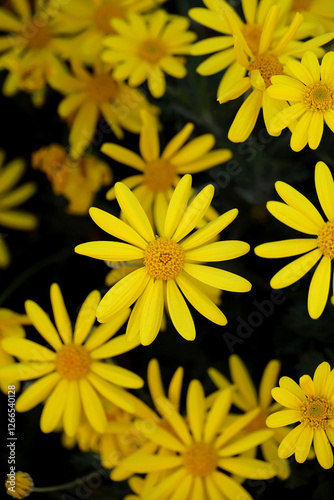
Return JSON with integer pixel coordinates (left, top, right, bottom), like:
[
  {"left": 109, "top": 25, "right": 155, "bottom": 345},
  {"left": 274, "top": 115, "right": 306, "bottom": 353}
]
[
  {"left": 188, "top": 0, "right": 325, "bottom": 98},
  {"left": 114, "top": 382, "right": 276, "bottom": 500},
  {"left": 266, "top": 361, "right": 334, "bottom": 469},
  {"left": 217, "top": 7, "right": 334, "bottom": 143},
  {"left": 75, "top": 174, "right": 252, "bottom": 345},
  {"left": 0, "top": 283, "right": 143, "bottom": 436},
  {"left": 0, "top": 150, "right": 37, "bottom": 268},
  {"left": 255, "top": 161, "right": 334, "bottom": 320},
  {"left": 0, "top": 308, "right": 30, "bottom": 393},
  {"left": 209, "top": 354, "right": 290, "bottom": 479},
  {"left": 31, "top": 144, "right": 113, "bottom": 215},
  {"left": 58, "top": 0, "right": 166, "bottom": 64},
  {"left": 277, "top": 0, "right": 334, "bottom": 33},
  {"left": 102, "top": 110, "right": 232, "bottom": 233},
  {"left": 48, "top": 59, "right": 159, "bottom": 160},
  {"left": 5, "top": 471, "right": 33, "bottom": 499},
  {"left": 268, "top": 51, "right": 334, "bottom": 151},
  {"left": 101, "top": 10, "right": 196, "bottom": 98}
]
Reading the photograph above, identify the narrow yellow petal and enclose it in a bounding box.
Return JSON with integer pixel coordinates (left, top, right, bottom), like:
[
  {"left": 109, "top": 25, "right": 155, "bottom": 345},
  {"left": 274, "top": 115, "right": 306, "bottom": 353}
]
[
  {"left": 63, "top": 380, "right": 81, "bottom": 437},
  {"left": 219, "top": 429, "right": 273, "bottom": 457},
  {"left": 218, "top": 457, "right": 276, "bottom": 479},
  {"left": 315, "top": 161, "right": 334, "bottom": 221},
  {"left": 307, "top": 256, "right": 331, "bottom": 319},
  {"left": 291, "top": 111, "right": 313, "bottom": 152},
  {"left": 162, "top": 123, "right": 194, "bottom": 159},
  {"left": 271, "top": 12, "right": 303, "bottom": 55},
  {"left": 229, "top": 354, "right": 257, "bottom": 408},
  {"left": 163, "top": 174, "right": 192, "bottom": 239},
  {"left": 278, "top": 424, "right": 304, "bottom": 458},
  {"left": 101, "top": 143, "right": 145, "bottom": 170},
  {"left": 87, "top": 372, "right": 135, "bottom": 413},
  {"left": 85, "top": 310, "right": 131, "bottom": 352},
  {"left": 259, "top": 360, "right": 281, "bottom": 409},
  {"left": 212, "top": 471, "right": 252, "bottom": 500},
  {"left": 270, "top": 249, "right": 322, "bottom": 289},
  {"left": 69, "top": 101, "right": 99, "bottom": 160},
  {"left": 140, "top": 279, "right": 164, "bottom": 346},
  {"left": 166, "top": 280, "right": 196, "bottom": 341},
  {"left": 25, "top": 300, "right": 62, "bottom": 351},
  {"left": 267, "top": 201, "right": 322, "bottom": 235},
  {"left": 40, "top": 379, "right": 68, "bottom": 433},
  {"left": 171, "top": 135, "right": 215, "bottom": 165},
  {"left": 185, "top": 240, "right": 250, "bottom": 262},
  {"left": 217, "top": 77, "right": 251, "bottom": 104},
  {"left": 0, "top": 362, "right": 55, "bottom": 382},
  {"left": 50, "top": 283, "right": 72, "bottom": 345},
  {"left": 74, "top": 290, "right": 100, "bottom": 345},
  {"left": 204, "top": 387, "right": 234, "bottom": 443},
  {"left": 135, "top": 420, "right": 185, "bottom": 452},
  {"left": 254, "top": 239, "right": 318, "bottom": 258},
  {"left": 1, "top": 338, "right": 56, "bottom": 361},
  {"left": 184, "top": 263, "right": 251, "bottom": 292},
  {"left": 266, "top": 409, "right": 301, "bottom": 427},
  {"left": 140, "top": 110, "right": 160, "bottom": 162},
  {"left": 15, "top": 372, "right": 60, "bottom": 412},
  {"left": 187, "top": 379, "right": 205, "bottom": 441},
  {"left": 295, "top": 426, "right": 313, "bottom": 463},
  {"left": 314, "top": 428, "right": 334, "bottom": 469},
  {"left": 228, "top": 90, "right": 263, "bottom": 143},
  {"left": 78, "top": 378, "right": 107, "bottom": 433},
  {"left": 90, "top": 362, "right": 143, "bottom": 388},
  {"left": 258, "top": 5, "right": 280, "bottom": 55},
  {"left": 75, "top": 241, "right": 144, "bottom": 261}
]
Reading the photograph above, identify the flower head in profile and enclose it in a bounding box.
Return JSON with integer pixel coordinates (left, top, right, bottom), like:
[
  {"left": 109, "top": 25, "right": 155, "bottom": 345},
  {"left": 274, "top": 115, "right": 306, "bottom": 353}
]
[
  {"left": 75, "top": 174, "right": 251, "bottom": 345},
  {"left": 31, "top": 144, "right": 113, "bottom": 215},
  {"left": 0, "top": 284, "right": 143, "bottom": 436},
  {"left": 114, "top": 381, "right": 276, "bottom": 500},
  {"left": 0, "top": 308, "right": 30, "bottom": 393},
  {"left": 267, "top": 361, "right": 334, "bottom": 469},
  {"left": 0, "top": 150, "right": 37, "bottom": 268},
  {"left": 209, "top": 354, "right": 290, "bottom": 479},
  {"left": 5, "top": 471, "right": 33, "bottom": 499},
  {"left": 216, "top": 7, "right": 334, "bottom": 143},
  {"left": 48, "top": 59, "right": 159, "bottom": 160},
  {"left": 255, "top": 161, "right": 334, "bottom": 320},
  {"left": 268, "top": 51, "right": 334, "bottom": 151},
  {"left": 102, "top": 110, "right": 232, "bottom": 234},
  {"left": 102, "top": 10, "right": 196, "bottom": 98}
]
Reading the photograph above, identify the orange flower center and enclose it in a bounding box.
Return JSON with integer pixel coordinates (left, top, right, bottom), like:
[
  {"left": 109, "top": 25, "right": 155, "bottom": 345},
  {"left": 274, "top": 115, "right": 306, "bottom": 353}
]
[
  {"left": 138, "top": 39, "right": 167, "bottom": 63},
  {"left": 317, "top": 221, "right": 334, "bottom": 259},
  {"left": 144, "top": 238, "right": 184, "bottom": 280},
  {"left": 87, "top": 74, "right": 119, "bottom": 103},
  {"left": 304, "top": 83, "right": 334, "bottom": 112},
  {"left": 144, "top": 158, "right": 176, "bottom": 192},
  {"left": 183, "top": 442, "right": 218, "bottom": 477},
  {"left": 24, "top": 23, "right": 51, "bottom": 50},
  {"left": 55, "top": 344, "right": 91, "bottom": 380},
  {"left": 242, "top": 24, "right": 262, "bottom": 55},
  {"left": 249, "top": 54, "right": 284, "bottom": 88},
  {"left": 94, "top": 2, "right": 125, "bottom": 34},
  {"left": 300, "top": 396, "right": 334, "bottom": 429},
  {"left": 292, "top": 0, "right": 313, "bottom": 11}
]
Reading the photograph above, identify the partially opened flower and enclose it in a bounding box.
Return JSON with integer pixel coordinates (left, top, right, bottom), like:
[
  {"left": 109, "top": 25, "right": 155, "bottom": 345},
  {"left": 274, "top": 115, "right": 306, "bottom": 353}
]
[
  {"left": 255, "top": 161, "right": 334, "bottom": 320},
  {"left": 209, "top": 354, "right": 290, "bottom": 479},
  {"left": 0, "top": 284, "right": 143, "bottom": 436},
  {"left": 102, "top": 10, "right": 196, "bottom": 98},
  {"left": 0, "top": 150, "right": 37, "bottom": 268},
  {"left": 268, "top": 51, "right": 334, "bottom": 151},
  {"left": 114, "top": 382, "right": 276, "bottom": 500},
  {"left": 75, "top": 174, "right": 251, "bottom": 345},
  {"left": 102, "top": 110, "right": 232, "bottom": 233},
  {"left": 267, "top": 361, "right": 334, "bottom": 469},
  {"left": 5, "top": 471, "right": 33, "bottom": 499}
]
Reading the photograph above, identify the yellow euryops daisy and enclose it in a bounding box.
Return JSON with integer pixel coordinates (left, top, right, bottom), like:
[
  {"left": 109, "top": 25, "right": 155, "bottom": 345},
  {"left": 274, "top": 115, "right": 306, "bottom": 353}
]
[
  {"left": 101, "top": 10, "right": 196, "bottom": 98},
  {"left": 75, "top": 174, "right": 252, "bottom": 345},
  {"left": 0, "top": 283, "right": 143, "bottom": 436},
  {"left": 102, "top": 110, "right": 232, "bottom": 233},
  {"left": 277, "top": 0, "right": 334, "bottom": 33},
  {"left": 266, "top": 361, "right": 334, "bottom": 469},
  {"left": 255, "top": 161, "right": 334, "bottom": 320},
  {"left": 217, "top": 7, "right": 334, "bottom": 143},
  {"left": 48, "top": 59, "right": 159, "bottom": 160},
  {"left": 268, "top": 51, "right": 334, "bottom": 151},
  {"left": 5, "top": 471, "right": 34, "bottom": 499},
  {"left": 58, "top": 0, "right": 166, "bottom": 64},
  {"left": 114, "top": 382, "right": 276, "bottom": 500},
  {"left": 189, "top": 0, "right": 325, "bottom": 98},
  {"left": 31, "top": 144, "right": 113, "bottom": 215},
  {"left": 0, "top": 308, "right": 30, "bottom": 393},
  {"left": 209, "top": 355, "right": 290, "bottom": 479},
  {"left": 0, "top": 150, "right": 37, "bottom": 268}
]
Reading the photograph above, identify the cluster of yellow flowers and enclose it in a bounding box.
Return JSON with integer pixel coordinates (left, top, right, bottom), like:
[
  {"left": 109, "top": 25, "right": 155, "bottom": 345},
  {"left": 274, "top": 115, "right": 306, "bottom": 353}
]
[{"left": 1, "top": 0, "right": 334, "bottom": 499}]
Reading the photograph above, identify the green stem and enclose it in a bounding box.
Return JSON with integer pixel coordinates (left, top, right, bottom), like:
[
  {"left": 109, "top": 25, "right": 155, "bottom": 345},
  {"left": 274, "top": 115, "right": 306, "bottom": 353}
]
[{"left": 33, "top": 469, "right": 107, "bottom": 493}]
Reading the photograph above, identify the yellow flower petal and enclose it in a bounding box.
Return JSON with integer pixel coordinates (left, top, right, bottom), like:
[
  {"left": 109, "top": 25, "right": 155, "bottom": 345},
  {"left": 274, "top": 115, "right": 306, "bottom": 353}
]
[
  {"left": 184, "top": 263, "right": 251, "bottom": 292},
  {"left": 217, "top": 77, "right": 251, "bottom": 104},
  {"left": 166, "top": 279, "right": 196, "bottom": 341},
  {"left": 140, "top": 279, "right": 164, "bottom": 346},
  {"left": 40, "top": 378, "right": 68, "bottom": 433},
  {"left": 185, "top": 240, "right": 250, "bottom": 262},
  {"left": 321, "top": 51, "right": 334, "bottom": 84},
  {"left": 229, "top": 354, "right": 257, "bottom": 408},
  {"left": 87, "top": 372, "right": 135, "bottom": 413},
  {"left": 90, "top": 362, "right": 143, "bottom": 389},
  {"left": 163, "top": 174, "right": 192, "bottom": 239},
  {"left": 1, "top": 338, "right": 56, "bottom": 361},
  {"left": 255, "top": 239, "right": 318, "bottom": 258},
  {"left": 75, "top": 241, "right": 145, "bottom": 261},
  {"left": 270, "top": 248, "right": 322, "bottom": 289},
  {"left": 291, "top": 111, "right": 313, "bottom": 152},
  {"left": 212, "top": 471, "right": 252, "bottom": 500},
  {"left": 140, "top": 110, "right": 160, "bottom": 162},
  {"left": 122, "top": 453, "right": 183, "bottom": 473},
  {"left": 278, "top": 424, "right": 304, "bottom": 458},
  {"left": 204, "top": 387, "right": 234, "bottom": 443},
  {"left": 74, "top": 290, "right": 100, "bottom": 345},
  {"left": 228, "top": 89, "right": 263, "bottom": 143},
  {"left": 63, "top": 380, "right": 81, "bottom": 437},
  {"left": 315, "top": 161, "right": 334, "bottom": 221},
  {"left": 85, "top": 310, "right": 131, "bottom": 352},
  {"left": 266, "top": 409, "right": 301, "bottom": 427},
  {"left": 101, "top": 143, "right": 145, "bottom": 171},
  {"left": 50, "top": 283, "right": 72, "bottom": 345},
  {"left": 15, "top": 372, "right": 60, "bottom": 412},
  {"left": 295, "top": 426, "right": 313, "bottom": 463},
  {"left": 78, "top": 377, "right": 107, "bottom": 433},
  {"left": 69, "top": 101, "right": 99, "bottom": 160},
  {"left": 25, "top": 300, "right": 62, "bottom": 351},
  {"left": 219, "top": 429, "right": 273, "bottom": 457},
  {"left": 314, "top": 428, "right": 334, "bottom": 469},
  {"left": 218, "top": 457, "right": 276, "bottom": 479},
  {"left": 309, "top": 111, "right": 324, "bottom": 150},
  {"left": 0, "top": 362, "right": 55, "bottom": 382},
  {"left": 187, "top": 379, "right": 205, "bottom": 441},
  {"left": 157, "top": 395, "right": 192, "bottom": 445},
  {"left": 259, "top": 359, "right": 281, "bottom": 409},
  {"left": 266, "top": 201, "right": 322, "bottom": 234},
  {"left": 171, "top": 134, "right": 215, "bottom": 166},
  {"left": 134, "top": 420, "right": 185, "bottom": 452},
  {"left": 258, "top": 5, "right": 280, "bottom": 55},
  {"left": 307, "top": 256, "right": 331, "bottom": 319}
]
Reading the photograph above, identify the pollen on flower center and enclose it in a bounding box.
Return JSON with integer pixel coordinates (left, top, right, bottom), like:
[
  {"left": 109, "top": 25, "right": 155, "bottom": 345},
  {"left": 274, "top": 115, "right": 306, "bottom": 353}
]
[
  {"left": 304, "top": 83, "right": 334, "bottom": 111},
  {"left": 55, "top": 344, "right": 92, "bottom": 380},
  {"left": 317, "top": 221, "right": 334, "bottom": 258},
  {"left": 144, "top": 159, "right": 176, "bottom": 191},
  {"left": 300, "top": 396, "right": 334, "bottom": 429},
  {"left": 249, "top": 54, "right": 284, "bottom": 88},
  {"left": 183, "top": 443, "right": 218, "bottom": 477},
  {"left": 88, "top": 74, "right": 119, "bottom": 103},
  {"left": 138, "top": 39, "right": 167, "bottom": 64},
  {"left": 144, "top": 238, "right": 185, "bottom": 280},
  {"left": 24, "top": 23, "right": 51, "bottom": 50},
  {"left": 94, "top": 3, "right": 125, "bottom": 34},
  {"left": 242, "top": 24, "right": 262, "bottom": 55}
]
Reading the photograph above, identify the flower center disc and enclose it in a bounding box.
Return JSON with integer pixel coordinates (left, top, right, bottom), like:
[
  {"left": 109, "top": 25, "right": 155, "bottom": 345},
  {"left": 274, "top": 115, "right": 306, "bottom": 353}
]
[
  {"left": 94, "top": 3, "right": 125, "bottom": 34},
  {"left": 138, "top": 39, "right": 166, "bottom": 63},
  {"left": 144, "top": 238, "right": 185, "bottom": 280},
  {"left": 317, "top": 221, "right": 334, "bottom": 259},
  {"left": 183, "top": 443, "right": 218, "bottom": 477},
  {"left": 304, "top": 83, "right": 334, "bottom": 111},
  {"left": 301, "top": 396, "right": 334, "bottom": 428},
  {"left": 25, "top": 23, "right": 51, "bottom": 50},
  {"left": 144, "top": 159, "right": 176, "bottom": 191},
  {"left": 249, "top": 54, "right": 284, "bottom": 88},
  {"left": 88, "top": 74, "right": 118, "bottom": 102},
  {"left": 242, "top": 24, "right": 262, "bottom": 55},
  {"left": 55, "top": 344, "right": 91, "bottom": 380}
]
